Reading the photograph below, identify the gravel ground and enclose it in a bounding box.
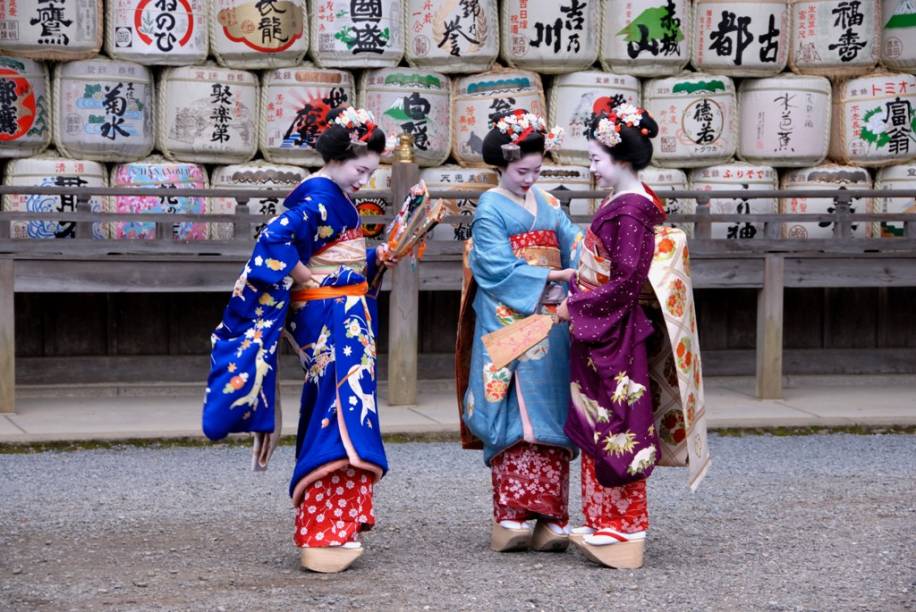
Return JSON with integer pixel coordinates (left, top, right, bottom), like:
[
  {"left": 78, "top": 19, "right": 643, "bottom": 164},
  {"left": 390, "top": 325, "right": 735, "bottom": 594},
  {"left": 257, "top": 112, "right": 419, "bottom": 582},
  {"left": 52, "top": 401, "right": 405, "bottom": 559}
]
[{"left": 0, "top": 434, "right": 914, "bottom": 611}]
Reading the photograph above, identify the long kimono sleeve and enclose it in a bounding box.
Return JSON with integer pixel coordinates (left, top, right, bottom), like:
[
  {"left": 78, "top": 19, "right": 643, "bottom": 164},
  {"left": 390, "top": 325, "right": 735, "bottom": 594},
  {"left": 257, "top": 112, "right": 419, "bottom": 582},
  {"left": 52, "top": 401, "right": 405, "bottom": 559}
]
[
  {"left": 557, "top": 207, "right": 584, "bottom": 269},
  {"left": 246, "top": 205, "right": 319, "bottom": 286},
  {"left": 567, "top": 213, "right": 655, "bottom": 345},
  {"left": 470, "top": 199, "right": 549, "bottom": 315}
]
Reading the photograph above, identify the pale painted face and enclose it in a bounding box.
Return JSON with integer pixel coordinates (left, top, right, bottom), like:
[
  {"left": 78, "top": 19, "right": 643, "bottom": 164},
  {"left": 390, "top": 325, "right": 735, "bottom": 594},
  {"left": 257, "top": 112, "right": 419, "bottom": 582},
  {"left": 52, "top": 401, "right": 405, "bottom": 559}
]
[
  {"left": 587, "top": 139, "right": 628, "bottom": 190},
  {"left": 325, "top": 152, "right": 381, "bottom": 195},
  {"left": 500, "top": 152, "right": 543, "bottom": 198}
]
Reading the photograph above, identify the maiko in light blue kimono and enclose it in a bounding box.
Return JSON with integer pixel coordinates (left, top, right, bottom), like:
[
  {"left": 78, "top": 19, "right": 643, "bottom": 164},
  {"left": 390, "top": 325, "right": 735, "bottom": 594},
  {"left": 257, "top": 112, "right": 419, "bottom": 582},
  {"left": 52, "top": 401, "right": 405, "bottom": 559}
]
[
  {"left": 461, "top": 186, "right": 583, "bottom": 464},
  {"left": 202, "top": 176, "right": 387, "bottom": 505}
]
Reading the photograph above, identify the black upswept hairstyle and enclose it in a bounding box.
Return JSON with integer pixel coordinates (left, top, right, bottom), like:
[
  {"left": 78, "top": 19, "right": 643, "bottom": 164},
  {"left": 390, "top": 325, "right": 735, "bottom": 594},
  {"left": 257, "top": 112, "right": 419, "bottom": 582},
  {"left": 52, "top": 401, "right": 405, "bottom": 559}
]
[
  {"left": 481, "top": 109, "right": 546, "bottom": 168},
  {"left": 315, "top": 106, "right": 387, "bottom": 163},
  {"left": 585, "top": 110, "right": 659, "bottom": 172}
]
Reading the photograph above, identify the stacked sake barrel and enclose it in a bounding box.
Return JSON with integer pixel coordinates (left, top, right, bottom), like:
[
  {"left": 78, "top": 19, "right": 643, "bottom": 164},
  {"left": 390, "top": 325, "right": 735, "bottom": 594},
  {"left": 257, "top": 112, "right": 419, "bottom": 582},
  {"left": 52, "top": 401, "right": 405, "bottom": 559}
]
[{"left": 0, "top": 0, "right": 913, "bottom": 244}]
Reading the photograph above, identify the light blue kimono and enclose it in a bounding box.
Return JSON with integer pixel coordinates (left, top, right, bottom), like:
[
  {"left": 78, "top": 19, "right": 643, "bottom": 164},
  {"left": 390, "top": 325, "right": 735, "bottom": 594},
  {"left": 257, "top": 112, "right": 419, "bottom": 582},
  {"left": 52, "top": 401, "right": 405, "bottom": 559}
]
[{"left": 462, "top": 186, "right": 583, "bottom": 465}]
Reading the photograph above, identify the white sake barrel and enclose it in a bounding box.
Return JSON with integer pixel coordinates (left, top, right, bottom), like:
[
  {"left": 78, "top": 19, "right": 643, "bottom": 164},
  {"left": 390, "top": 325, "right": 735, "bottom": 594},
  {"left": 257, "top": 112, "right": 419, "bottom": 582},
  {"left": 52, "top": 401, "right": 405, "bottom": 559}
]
[
  {"left": 548, "top": 70, "right": 640, "bottom": 166},
  {"left": 789, "top": 0, "right": 880, "bottom": 76},
  {"left": 830, "top": 72, "right": 916, "bottom": 167},
  {"left": 689, "top": 163, "right": 778, "bottom": 240},
  {"left": 0, "top": 56, "right": 50, "bottom": 158},
  {"left": 640, "top": 165, "right": 694, "bottom": 236},
  {"left": 158, "top": 64, "right": 259, "bottom": 164},
  {"left": 500, "top": 0, "right": 600, "bottom": 73},
  {"left": 539, "top": 164, "right": 594, "bottom": 220},
  {"left": 110, "top": 156, "right": 209, "bottom": 240},
  {"left": 0, "top": 0, "right": 102, "bottom": 60},
  {"left": 692, "top": 0, "right": 789, "bottom": 76},
  {"left": 420, "top": 165, "right": 498, "bottom": 241},
  {"left": 307, "top": 0, "right": 403, "bottom": 69},
  {"left": 875, "top": 162, "right": 916, "bottom": 238},
  {"left": 737, "top": 74, "right": 831, "bottom": 167},
  {"left": 780, "top": 164, "right": 874, "bottom": 238},
  {"left": 359, "top": 68, "right": 451, "bottom": 167},
  {"left": 2, "top": 151, "right": 107, "bottom": 239},
  {"left": 260, "top": 66, "right": 354, "bottom": 167},
  {"left": 451, "top": 68, "right": 547, "bottom": 167},
  {"left": 643, "top": 72, "right": 738, "bottom": 168},
  {"left": 600, "top": 0, "right": 692, "bottom": 77},
  {"left": 52, "top": 58, "right": 155, "bottom": 162},
  {"left": 354, "top": 164, "right": 392, "bottom": 241},
  {"left": 210, "top": 0, "right": 308, "bottom": 68},
  {"left": 210, "top": 161, "right": 308, "bottom": 239},
  {"left": 882, "top": 0, "right": 916, "bottom": 72},
  {"left": 106, "top": 0, "right": 207, "bottom": 65},
  {"left": 405, "top": 0, "right": 499, "bottom": 73}
]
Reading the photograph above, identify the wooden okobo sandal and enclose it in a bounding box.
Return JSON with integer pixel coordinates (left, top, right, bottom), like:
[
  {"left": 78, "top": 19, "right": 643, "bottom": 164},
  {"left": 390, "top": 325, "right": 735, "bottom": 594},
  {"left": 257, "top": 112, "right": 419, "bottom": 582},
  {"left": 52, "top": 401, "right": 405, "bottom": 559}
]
[
  {"left": 300, "top": 543, "right": 364, "bottom": 573},
  {"left": 571, "top": 529, "right": 646, "bottom": 569},
  {"left": 530, "top": 521, "right": 570, "bottom": 552},
  {"left": 490, "top": 520, "right": 534, "bottom": 552}
]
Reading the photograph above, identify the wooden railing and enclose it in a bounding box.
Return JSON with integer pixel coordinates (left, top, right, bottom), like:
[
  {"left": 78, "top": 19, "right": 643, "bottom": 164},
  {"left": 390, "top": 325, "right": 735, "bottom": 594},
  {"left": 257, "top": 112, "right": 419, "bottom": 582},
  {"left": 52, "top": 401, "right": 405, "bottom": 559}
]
[{"left": 1, "top": 160, "right": 915, "bottom": 413}]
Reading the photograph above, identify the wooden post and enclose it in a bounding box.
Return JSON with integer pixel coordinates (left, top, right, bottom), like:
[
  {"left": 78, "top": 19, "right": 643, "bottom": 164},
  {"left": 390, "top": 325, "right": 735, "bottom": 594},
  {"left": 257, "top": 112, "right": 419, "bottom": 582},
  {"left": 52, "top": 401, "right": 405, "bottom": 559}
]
[
  {"left": 756, "top": 254, "right": 784, "bottom": 399},
  {"left": 695, "top": 195, "right": 712, "bottom": 239},
  {"left": 234, "top": 198, "right": 251, "bottom": 241},
  {"left": 75, "top": 194, "right": 93, "bottom": 239},
  {"left": 0, "top": 258, "right": 14, "bottom": 413},
  {"left": 833, "top": 188, "right": 853, "bottom": 239},
  {"left": 387, "top": 156, "right": 421, "bottom": 406}
]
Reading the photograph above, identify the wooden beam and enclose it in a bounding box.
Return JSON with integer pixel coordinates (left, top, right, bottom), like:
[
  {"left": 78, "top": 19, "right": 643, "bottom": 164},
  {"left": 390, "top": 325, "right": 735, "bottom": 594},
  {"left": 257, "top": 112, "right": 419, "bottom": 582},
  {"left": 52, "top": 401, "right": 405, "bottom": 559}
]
[
  {"left": 0, "top": 258, "right": 14, "bottom": 412},
  {"left": 756, "top": 254, "right": 785, "bottom": 399},
  {"left": 386, "top": 160, "right": 421, "bottom": 406}
]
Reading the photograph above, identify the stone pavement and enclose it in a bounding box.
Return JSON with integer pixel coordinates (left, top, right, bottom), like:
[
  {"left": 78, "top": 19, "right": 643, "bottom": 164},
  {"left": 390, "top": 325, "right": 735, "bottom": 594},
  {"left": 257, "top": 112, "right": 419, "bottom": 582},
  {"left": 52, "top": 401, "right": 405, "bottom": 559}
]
[{"left": 1, "top": 375, "right": 913, "bottom": 443}]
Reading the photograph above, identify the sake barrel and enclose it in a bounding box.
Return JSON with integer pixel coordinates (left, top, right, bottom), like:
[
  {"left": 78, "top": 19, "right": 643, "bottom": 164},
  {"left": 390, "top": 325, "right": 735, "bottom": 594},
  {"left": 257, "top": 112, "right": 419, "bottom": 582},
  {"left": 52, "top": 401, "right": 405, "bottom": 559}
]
[
  {"left": 420, "top": 165, "right": 498, "bottom": 241},
  {"left": 548, "top": 71, "right": 640, "bottom": 166},
  {"left": 689, "top": 163, "right": 778, "bottom": 240},
  {"left": 789, "top": 0, "right": 880, "bottom": 76},
  {"left": 52, "top": 58, "right": 155, "bottom": 162},
  {"left": 307, "top": 0, "right": 403, "bottom": 69},
  {"left": 210, "top": 161, "right": 307, "bottom": 239},
  {"left": 451, "top": 68, "right": 547, "bottom": 167},
  {"left": 158, "top": 64, "right": 259, "bottom": 164},
  {"left": 0, "top": 0, "right": 102, "bottom": 60},
  {"left": 691, "top": 0, "right": 789, "bottom": 77},
  {"left": 106, "top": 0, "right": 208, "bottom": 65},
  {"left": 0, "top": 56, "right": 50, "bottom": 158},
  {"left": 210, "top": 0, "right": 308, "bottom": 69},
  {"left": 780, "top": 164, "right": 874, "bottom": 239},
  {"left": 110, "top": 156, "right": 209, "bottom": 240},
  {"left": 354, "top": 164, "right": 392, "bottom": 241},
  {"left": 539, "top": 164, "right": 594, "bottom": 220},
  {"left": 500, "top": 0, "right": 600, "bottom": 74},
  {"left": 643, "top": 72, "right": 738, "bottom": 168},
  {"left": 737, "top": 74, "right": 831, "bottom": 167},
  {"left": 640, "top": 165, "right": 694, "bottom": 236},
  {"left": 2, "top": 151, "right": 107, "bottom": 239},
  {"left": 830, "top": 72, "right": 916, "bottom": 167},
  {"left": 875, "top": 162, "right": 916, "bottom": 238},
  {"left": 359, "top": 68, "right": 451, "bottom": 167},
  {"left": 260, "top": 66, "right": 354, "bottom": 167},
  {"left": 600, "top": 0, "right": 692, "bottom": 77},
  {"left": 882, "top": 0, "right": 916, "bottom": 72},
  {"left": 405, "top": 0, "right": 499, "bottom": 73}
]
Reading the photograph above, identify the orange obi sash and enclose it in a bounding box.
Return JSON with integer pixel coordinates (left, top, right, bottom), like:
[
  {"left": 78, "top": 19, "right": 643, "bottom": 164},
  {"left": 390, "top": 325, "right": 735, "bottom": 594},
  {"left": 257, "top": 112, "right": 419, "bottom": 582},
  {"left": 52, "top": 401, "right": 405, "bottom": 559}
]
[
  {"left": 291, "top": 282, "right": 368, "bottom": 303},
  {"left": 510, "top": 229, "right": 561, "bottom": 270}
]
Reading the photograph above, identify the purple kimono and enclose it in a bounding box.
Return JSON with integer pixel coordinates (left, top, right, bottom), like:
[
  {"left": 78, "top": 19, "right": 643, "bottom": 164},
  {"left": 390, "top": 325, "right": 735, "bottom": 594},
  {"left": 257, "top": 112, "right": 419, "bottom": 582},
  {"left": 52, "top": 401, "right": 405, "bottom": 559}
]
[{"left": 565, "top": 192, "right": 666, "bottom": 488}]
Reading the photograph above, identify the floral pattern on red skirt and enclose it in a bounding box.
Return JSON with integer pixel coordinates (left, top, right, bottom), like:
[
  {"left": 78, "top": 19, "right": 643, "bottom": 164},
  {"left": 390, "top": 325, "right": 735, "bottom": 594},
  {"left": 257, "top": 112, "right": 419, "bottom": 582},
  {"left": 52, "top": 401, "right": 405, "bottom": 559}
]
[
  {"left": 491, "top": 442, "right": 570, "bottom": 523},
  {"left": 294, "top": 467, "right": 375, "bottom": 548},
  {"left": 581, "top": 453, "right": 649, "bottom": 533}
]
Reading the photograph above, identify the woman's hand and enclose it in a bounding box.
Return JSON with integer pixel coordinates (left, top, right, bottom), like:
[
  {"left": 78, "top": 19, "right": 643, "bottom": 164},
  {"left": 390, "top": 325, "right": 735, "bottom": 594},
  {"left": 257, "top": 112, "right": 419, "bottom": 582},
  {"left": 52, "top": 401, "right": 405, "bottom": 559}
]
[
  {"left": 377, "top": 243, "right": 399, "bottom": 269},
  {"left": 556, "top": 297, "right": 570, "bottom": 322},
  {"left": 290, "top": 261, "right": 312, "bottom": 285},
  {"left": 548, "top": 268, "right": 576, "bottom": 284}
]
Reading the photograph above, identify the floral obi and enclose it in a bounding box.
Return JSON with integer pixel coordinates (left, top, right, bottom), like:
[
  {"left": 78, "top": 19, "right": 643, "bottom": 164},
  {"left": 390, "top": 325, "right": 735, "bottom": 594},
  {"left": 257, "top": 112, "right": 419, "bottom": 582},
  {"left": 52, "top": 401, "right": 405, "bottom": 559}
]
[
  {"left": 300, "top": 227, "right": 367, "bottom": 289},
  {"left": 577, "top": 227, "right": 657, "bottom": 304},
  {"left": 510, "top": 229, "right": 561, "bottom": 271}
]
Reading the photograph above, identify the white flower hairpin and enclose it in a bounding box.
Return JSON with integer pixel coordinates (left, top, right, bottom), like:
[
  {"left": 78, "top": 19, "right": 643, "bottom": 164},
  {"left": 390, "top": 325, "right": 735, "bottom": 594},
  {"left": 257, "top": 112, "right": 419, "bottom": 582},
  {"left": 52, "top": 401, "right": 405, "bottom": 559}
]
[{"left": 493, "top": 110, "right": 564, "bottom": 160}]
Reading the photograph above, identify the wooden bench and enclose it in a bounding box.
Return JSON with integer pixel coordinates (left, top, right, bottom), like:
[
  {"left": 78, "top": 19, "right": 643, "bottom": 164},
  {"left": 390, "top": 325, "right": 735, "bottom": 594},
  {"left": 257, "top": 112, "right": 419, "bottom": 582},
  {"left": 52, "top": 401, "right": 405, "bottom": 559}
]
[{"left": 1, "top": 161, "right": 915, "bottom": 412}]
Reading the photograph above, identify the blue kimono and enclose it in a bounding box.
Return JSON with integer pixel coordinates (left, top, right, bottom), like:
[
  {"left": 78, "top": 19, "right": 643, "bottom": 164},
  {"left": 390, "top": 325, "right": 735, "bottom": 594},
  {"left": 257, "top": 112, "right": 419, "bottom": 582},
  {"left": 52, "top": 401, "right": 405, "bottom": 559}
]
[
  {"left": 461, "top": 186, "right": 583, "bottom": 464},
  {"left": 202, "top": 176, "right": 387, "bottom": 503}
]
